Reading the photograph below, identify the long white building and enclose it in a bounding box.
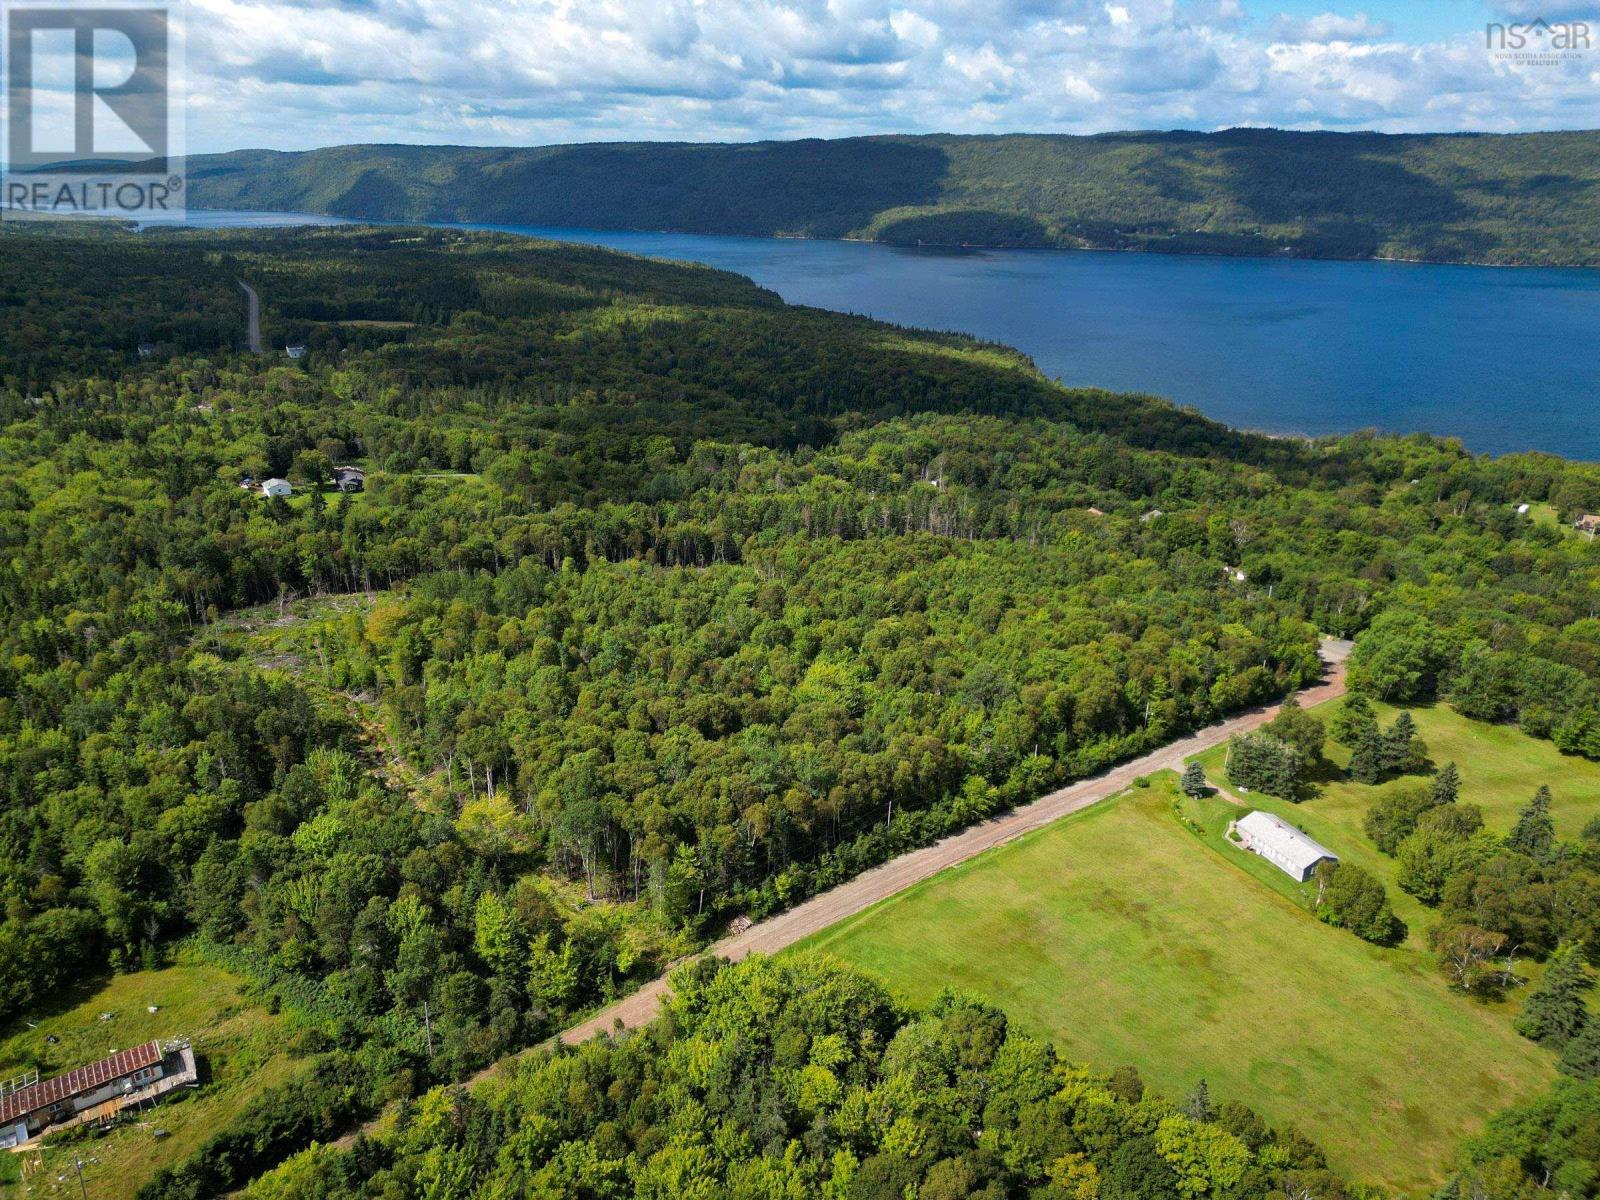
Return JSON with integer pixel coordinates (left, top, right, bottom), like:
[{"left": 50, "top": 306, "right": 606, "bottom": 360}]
[{"left": 1235, "top": 810, "right": 1338, "bottom": 882}]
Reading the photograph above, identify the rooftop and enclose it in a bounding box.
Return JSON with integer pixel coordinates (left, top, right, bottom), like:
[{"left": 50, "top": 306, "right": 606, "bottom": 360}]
[
  {"left": 0, "top": 1041, "right": 162, "bottom": 1125},
  {"left": 1236, "top": 810, "right": 1338, "bottom": 875}
]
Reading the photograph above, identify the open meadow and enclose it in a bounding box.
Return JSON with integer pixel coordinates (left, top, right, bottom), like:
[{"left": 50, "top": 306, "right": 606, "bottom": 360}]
[
  {"left": 0, "top": 959, "right": 314, "bottom": 1200},
  {"left": 797, "top": 774, "right": 1555, "bottom": 1193},
  {"left": 1190, "top": 700, "right": 1600, "bottom": 947}
]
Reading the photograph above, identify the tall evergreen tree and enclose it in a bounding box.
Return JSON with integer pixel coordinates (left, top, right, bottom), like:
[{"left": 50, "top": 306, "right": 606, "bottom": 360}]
[
  {"left": 1180, "top": 762, "right": 1208, "bottom": 798},
  {"left": 1514, "top": 946, "right": 1593, "bottom": 1048},
  {"left": 1184, "top": 1078, "right": 1214, "bottom": 1122},
  {"left": 1380, "top": 711, "right": 1428, "bottom": 777},
  {"left": 1558, "top": 1017, "right": 1600, "bottom": 1080},
  {"left": 1348, "top": 726, "right": 1386, "bottom": 785},
  {"left": 1430, "top": 761, "right": 1461, "bottom": 807},
  {"left": 1508, "top": 785, "right": 1556, "bottom": 862}
]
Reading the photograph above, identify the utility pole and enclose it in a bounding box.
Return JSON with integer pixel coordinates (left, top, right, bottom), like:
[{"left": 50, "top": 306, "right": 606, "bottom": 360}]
[{"left": 59, "top": 1156, "right": 93, "bottom": 1200}]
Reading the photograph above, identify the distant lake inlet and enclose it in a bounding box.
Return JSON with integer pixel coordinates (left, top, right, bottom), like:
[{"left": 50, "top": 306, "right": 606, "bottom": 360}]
[{"left": 175, "top": 211, "right": 1600, "bottom": 460}]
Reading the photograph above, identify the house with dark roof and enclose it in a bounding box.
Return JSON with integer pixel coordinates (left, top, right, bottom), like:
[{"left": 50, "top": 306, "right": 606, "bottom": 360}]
[
  {"left": 333, "top": 466, "right": 366, "bottom": 493},
  {"left": 0, "top": 1040, "right": 197, "bottom": 1149}
]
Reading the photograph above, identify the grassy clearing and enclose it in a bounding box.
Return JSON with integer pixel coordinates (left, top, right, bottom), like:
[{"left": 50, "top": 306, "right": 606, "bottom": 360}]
[
  {"left": 0, "top": 958, "right": 313, "bottom": 1200},
  {"left": 797, "top": 775, "right": 1553, "bottom": 1193},
  {"left": 1191, "top": 699, "right": 1600, "bottom": 950},
  {"left": 1199, "top": 698, "right": 1600, "bottom": 839}
]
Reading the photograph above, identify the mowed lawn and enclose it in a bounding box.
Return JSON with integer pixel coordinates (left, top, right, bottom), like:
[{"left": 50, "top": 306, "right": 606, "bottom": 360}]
[
  {"left": 797, "top": 777, "right": 1553, "bottom": 1193},
  {"left": 0, "top": 958, "right": 314, "bottom": 1200},
  {"left": 1198, "top": 699, "right": 1600, "bottom": 840},
  {"left": 1191, "top": 701, "right": 1600, "bottom": 949}
]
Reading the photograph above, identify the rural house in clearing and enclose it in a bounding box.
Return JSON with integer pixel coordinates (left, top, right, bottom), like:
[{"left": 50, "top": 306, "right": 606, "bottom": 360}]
[
  {"left": 0, "top": 1040, "right": 197, "bottom": 1149},
  {"left": 1576, "top": 514, "right": 1600, "bottom": 538},
  {"left": 260, "top": 478, "right": 292, "bottom": 498},
  {"left": 1235, "top": 810, "right": 1338, "bottom": 882}
]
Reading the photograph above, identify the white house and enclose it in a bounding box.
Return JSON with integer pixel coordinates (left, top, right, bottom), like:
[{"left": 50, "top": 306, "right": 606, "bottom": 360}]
[
  {"left": 260, "top": 478, "right": 292, "bottom": 498},
  {"left": 1234, "top": 810, "right": 1338, "bottom": 882},
  {"left": 285, "top": 345, "right": 308, "bottom": 361}
]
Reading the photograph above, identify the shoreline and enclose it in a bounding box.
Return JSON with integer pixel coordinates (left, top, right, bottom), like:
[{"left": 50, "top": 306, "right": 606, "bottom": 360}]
[
  {"left": 143, "top": 210, "right": 1600, "bottom": 463},
  {"left": 175, "top": 205, "right": 1598, "bottom": 274}
]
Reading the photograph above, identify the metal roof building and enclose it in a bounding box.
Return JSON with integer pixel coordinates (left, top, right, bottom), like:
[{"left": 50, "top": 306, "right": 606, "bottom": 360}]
[
  {"left": 0, "top": 1040, "right": 196, "bottom": 1149},
  {"left": 1235, "top": 810, "right": 1338, "bottom": 882}
]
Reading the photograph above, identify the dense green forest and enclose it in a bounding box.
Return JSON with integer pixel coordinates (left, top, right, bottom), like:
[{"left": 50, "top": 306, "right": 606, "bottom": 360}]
[
  {"left": 5, "top": 221, "right": 1600, "bottom": 1194},
  {"left": 234, "top": 955, "right": 1367, "bottom": 1200},
  {"left": 188, "top": 128, "right": 1600, "bottom": 266}
]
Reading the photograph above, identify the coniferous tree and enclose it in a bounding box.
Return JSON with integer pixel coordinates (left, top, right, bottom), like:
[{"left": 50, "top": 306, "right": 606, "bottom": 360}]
[
  {"left": 1228, "top": 733, "right": 1307, "bottom": 799},
  {"left": 1558, "top": 1017, "right": 1600, "bottom": 1079},
  {"left": 1515, "top": 947, "right": 1592, "bottom": 1048},
  {"left": 1380, "top": 711, "right": 1428, "bottom": 777},
  {"left": 1180, "top": 762, "right": 1208, "bottom": 798},
  {"left": 1430, "top": 762, "right": 1461, "bottom": 807},
  {"left": 1184, "top": 1078, "right": 1214, "bottom": 1122},
  {"left": 1508, "top": 786, "right": 1556, "bottom": 862},
  {"left": 1348, "top": 725, "right": 1386, "bottom": 785}
]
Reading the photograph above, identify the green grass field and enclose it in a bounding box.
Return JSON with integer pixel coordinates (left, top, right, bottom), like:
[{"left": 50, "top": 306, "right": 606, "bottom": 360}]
[
  {"left": 0, "top": 958, "right": 314, "bottom": 1200},
  {"left": 1198, "top": 699, "right": 1600, "bottom": 839},
  {"left": 1191, "top": 699, "right": 1600, "bottom": 948},
  {"left": 797, "top": 775, "right": 1554, "bottom": 1193}
]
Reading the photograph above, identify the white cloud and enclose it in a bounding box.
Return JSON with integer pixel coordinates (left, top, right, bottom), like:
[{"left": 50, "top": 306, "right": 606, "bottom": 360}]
[
  {"left": 1270, "top": 11, "right": 1392, "bottom": 43},
  {"left": 175, "top": 0, "right": 1600, "bottom": 152}
]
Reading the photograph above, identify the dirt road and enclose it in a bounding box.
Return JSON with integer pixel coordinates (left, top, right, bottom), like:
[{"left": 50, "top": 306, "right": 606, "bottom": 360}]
[
  {"left": 320, "top": 640, "right": 1351, "bottom": 1145},
  {"left": 238, "top": 280, "right": 264, "bottom": 354},
  {"left": 554, "top": 638, "right": 1352, "bottom": 1048}
]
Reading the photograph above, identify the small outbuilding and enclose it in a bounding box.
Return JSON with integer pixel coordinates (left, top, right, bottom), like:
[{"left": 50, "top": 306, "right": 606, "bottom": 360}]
[
  {"left": 260, "top": 478, "right": 292, "bottom": 498},
  {"left": 1234, "top": 810, "right": 1338, "bottom": 882}
]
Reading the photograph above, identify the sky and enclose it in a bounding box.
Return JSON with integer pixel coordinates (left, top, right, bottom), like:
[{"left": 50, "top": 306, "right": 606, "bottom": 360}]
[{"left": 141, "top": 0, "right": 1600, "bottom": 151}]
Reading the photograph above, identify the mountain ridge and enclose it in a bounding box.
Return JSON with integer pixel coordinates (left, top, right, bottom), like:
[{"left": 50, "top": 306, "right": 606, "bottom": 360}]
[{"left": 186, "top": 127, "right": 1600, "bottom": 266}]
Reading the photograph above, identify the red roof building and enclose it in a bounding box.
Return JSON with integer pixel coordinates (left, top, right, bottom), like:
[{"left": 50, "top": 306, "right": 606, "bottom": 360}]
[{"left": 0, "top": 1039, "right": 195, "bottom": 1149}]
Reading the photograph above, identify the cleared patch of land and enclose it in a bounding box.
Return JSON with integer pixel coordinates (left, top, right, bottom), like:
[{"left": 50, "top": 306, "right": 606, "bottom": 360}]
[
  {"left": 1192, "top": 699, "right": 1600, "bottom": 949},
  {"left": 0, "top": 958, "right": 313, "bottom": 1200},
  {"left": 1200, "top": 699, "right": 1600, "bottom": 839},
  {"left": 796, "top": 775, "right": 1553, "bottom": 1193}
]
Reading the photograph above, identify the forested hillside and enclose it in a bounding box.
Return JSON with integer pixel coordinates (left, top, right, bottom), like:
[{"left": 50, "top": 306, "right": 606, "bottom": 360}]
[
  {"left": 5, "top": 222, "right": 1600, "bottom": 1195},
  {"left": 187, "top": 128, "right": 1600, "bottom": 265}
]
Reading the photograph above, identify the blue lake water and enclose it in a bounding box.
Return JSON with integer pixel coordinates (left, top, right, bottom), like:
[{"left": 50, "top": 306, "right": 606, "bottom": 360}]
[{"left": 175, "top": 210, "right": 1600, "bottom": 459}]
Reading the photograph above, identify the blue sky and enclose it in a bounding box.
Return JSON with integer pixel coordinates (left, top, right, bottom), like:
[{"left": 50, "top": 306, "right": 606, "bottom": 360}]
[{"left": 175, "top": 0, "right": 1599, "bottom": 152}]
